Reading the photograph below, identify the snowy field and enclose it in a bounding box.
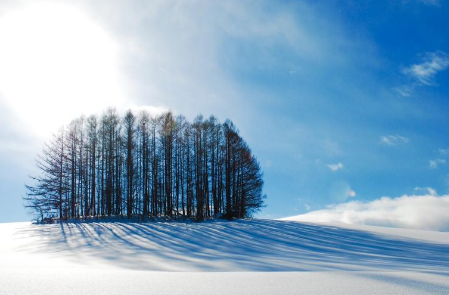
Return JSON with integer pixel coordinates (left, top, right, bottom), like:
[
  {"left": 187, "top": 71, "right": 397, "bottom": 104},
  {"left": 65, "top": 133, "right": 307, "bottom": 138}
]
[{"left": 1, "top": 219, "right": 449, "bottom": 295}]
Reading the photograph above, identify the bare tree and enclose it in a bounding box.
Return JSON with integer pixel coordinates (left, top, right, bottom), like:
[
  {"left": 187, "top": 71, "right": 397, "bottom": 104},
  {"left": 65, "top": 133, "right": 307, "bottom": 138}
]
[{"left": 25, "top": 109, "right": 265, "bottom": 221}]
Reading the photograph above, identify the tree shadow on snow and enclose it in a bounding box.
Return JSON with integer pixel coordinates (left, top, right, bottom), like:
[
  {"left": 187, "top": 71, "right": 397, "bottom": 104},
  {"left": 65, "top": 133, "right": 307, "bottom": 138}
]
[{"left": 14, "top": 219, "right": 449, "bottom": 273}]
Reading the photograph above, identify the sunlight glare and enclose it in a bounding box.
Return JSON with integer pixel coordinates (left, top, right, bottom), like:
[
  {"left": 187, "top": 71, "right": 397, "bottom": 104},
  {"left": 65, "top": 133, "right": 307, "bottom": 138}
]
[{"left": 0, "top": 3, "right": 124, "bottom": 136}]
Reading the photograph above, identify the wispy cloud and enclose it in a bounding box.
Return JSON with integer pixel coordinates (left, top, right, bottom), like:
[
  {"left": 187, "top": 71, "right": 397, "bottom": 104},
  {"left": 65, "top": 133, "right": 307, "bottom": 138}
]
[
  {"left": 285, "top": 191, "right": 449, "bottom": 231},
  {"left": 403, "top": 51, "right": 449, "bottom": 86},
  {"left": 429, "top": 149, "right": 449, "bottom": 168},
  {"left": 380, "top": 135, "right": 409, "bottom": 146},
  {"left": 395, "top": 51, "right": 449, "bottom": 96},
  {"left": 429, "top": 159, "right": 446, "bottom": 169},
  {"left": 414, "top": 187, "right": 437, "bottom": 196},
  {"left": 327, "top": 162, "right": 344, "bottom": 172},
  {"left": 393, "top": 85, "right": 412, "bottom": 97}
]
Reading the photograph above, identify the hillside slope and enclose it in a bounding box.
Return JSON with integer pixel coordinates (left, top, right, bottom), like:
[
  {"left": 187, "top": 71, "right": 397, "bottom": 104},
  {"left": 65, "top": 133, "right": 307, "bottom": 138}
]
[{"left": 1, "top": 219, "right": 449, "bottom": 294}]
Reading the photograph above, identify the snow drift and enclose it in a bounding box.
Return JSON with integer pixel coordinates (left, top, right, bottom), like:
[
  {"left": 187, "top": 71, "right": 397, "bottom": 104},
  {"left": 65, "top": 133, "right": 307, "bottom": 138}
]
[
  {"left": 1, "top": 220, "right": 449, "bottom": 294},
  {"left": 2, "top": 219, "right": 449, "bottom": 272}
]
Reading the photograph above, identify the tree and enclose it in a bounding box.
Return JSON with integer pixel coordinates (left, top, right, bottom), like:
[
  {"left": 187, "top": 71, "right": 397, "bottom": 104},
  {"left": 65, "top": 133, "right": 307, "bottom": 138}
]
[
  {"left": 123, "top": 110, "right": 137, "bottom": 218},
  {"left": 25, "top": 109, "right": 266, "bottom": 221},
  {"left": 25, "top": 129, "right": 67, "bottom": 221}
]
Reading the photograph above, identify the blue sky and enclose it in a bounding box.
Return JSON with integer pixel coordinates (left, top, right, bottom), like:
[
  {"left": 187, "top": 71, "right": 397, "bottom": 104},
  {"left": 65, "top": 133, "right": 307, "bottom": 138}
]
[{"left": 0, "top": 0, "right": 448, "bottom": 223}]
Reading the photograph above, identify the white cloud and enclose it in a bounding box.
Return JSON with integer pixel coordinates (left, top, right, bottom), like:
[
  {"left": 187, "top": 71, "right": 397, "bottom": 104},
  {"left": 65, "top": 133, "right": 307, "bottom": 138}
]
[
  {"left": 380, "top": 135, "right": 409, "bottom": 146},
  {"left": 429, "top": 159, "right": 446, "bottom": 169},
  {"left": 285, "top": 192, "right": 449, "bottom": 231},
  {"left": 327, "top": 162, "right": 343, "bottom": 172},
  {"left": 402, "top": 51, "right": 449, "bottom": 86}
]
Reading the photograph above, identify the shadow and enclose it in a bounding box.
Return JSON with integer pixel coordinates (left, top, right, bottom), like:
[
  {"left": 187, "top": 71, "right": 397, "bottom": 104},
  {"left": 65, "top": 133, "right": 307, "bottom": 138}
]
[
  {"left": 14, "top": 219, "right": 449, "bottom": 273},
  {"left": 356, "top": 272, "right": 449, "bottom": 293}
]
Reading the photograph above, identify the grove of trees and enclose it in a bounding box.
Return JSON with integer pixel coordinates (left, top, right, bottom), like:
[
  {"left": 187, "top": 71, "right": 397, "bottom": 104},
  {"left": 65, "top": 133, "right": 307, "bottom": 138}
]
[{"left": 25, "top": 109, "right": 265, "bottom": 222}]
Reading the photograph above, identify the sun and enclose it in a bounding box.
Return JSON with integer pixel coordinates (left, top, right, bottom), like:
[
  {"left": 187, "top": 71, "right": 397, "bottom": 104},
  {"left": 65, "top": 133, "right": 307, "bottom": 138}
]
[{"left": 0, "top": 3, "right": 124, "bottom": 137}]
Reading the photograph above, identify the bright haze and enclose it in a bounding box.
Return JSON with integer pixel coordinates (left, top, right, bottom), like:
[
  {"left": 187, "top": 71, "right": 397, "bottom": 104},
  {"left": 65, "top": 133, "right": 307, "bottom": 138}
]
[{"left": 0, "top": 0, "right": 449, "bottom": 229}]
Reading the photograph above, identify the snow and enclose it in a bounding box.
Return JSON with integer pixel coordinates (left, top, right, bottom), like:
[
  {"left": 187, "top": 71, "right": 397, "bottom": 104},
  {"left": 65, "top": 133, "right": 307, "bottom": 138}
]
[{"left": 1, "top": 219, "right": 449, "bottom": 294}]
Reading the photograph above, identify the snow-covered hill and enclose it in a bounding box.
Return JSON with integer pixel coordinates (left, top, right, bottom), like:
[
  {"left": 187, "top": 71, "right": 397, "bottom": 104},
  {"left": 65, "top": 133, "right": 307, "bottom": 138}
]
[{"left": 1, "top": 219, "right": 449, "bottom": 294}]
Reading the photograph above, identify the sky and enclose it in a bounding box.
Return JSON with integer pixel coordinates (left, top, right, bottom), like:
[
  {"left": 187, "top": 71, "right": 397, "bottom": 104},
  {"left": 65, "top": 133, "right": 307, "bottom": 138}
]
[{"left": 0, "top": 0, "right": 449, "bottom": 226}]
